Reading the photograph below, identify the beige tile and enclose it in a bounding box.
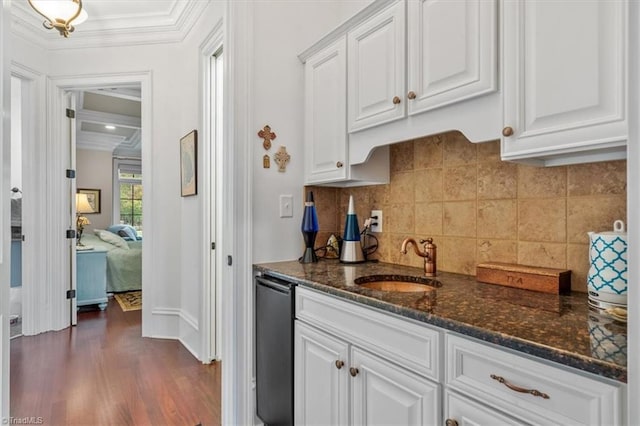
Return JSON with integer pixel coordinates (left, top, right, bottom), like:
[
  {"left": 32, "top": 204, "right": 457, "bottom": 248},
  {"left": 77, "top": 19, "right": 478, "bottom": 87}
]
[
  {"left": 415, "top": 202, "right": 443, "bottom": 236},
  {"left": 414, "top": 134, "right": 444, "bottom": 169},
  {"left": 443, "top": 131, "right": 477, "bottom": 166},
  {"left": 567, "top": 195, "right": 627, "bottom": 244},
  {"left": 386, "top": 204, "right": 415, "bottom": 234},
  {"left": 477, "top": 240, "right": 518, "bottom": 265},
  {"left": 518, "top": 242, "right": 567, "bottom": 269},
  {"left": 388, "top": 171, "right": 415, "bottom": 204},
  {"left": 368, "top": 183, "right": 390, "bottom": 207},
  {"left": 477, "top": 161, "right": 518, "bottom": 200},
  {"left": 414, "top": 169, "right": 443, "bottom": 202},
  {"left": 477, "top": 140, "right": 501, "bottom": 163},
  {"left": 439, "top": 237, "right": 477, "bottom": 275},
  {"left": 444, "top": 201, "right": 476, "bottom": 238},
  {"left": 567, "top": 160, "right": 627, "bottom": 196},
  {"left": 518, "top": 165, "right": 567, "bottom": 198},
  {"left": 477, "top": 200, "right": 517, "bottom": 239},
  {"left": 390, "top": 141, "right": 414, "bottom": 173},
  {"left": 306, "top": 186, "right": 338, "bottom": 232},
  {"left": 518, "top": 199, "right": 566, "bottom": 242},
  {"left": 443, "top": 165, "right": 476, "bottom": 201},
  {"left": 567, "top": 243, "right": 590, "bottom": 293}
]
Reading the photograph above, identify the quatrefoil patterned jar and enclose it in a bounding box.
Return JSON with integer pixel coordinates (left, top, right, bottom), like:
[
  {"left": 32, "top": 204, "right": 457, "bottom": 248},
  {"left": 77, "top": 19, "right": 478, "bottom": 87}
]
[{"left": 587, "top": 220, "right": 628, "bottom": 308}]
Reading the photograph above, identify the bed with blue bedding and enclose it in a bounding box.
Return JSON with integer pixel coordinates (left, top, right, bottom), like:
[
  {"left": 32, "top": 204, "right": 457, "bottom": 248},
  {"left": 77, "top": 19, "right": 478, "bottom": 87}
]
[{"left": 81, "top": 231, "right": 142, "bottom": 293}]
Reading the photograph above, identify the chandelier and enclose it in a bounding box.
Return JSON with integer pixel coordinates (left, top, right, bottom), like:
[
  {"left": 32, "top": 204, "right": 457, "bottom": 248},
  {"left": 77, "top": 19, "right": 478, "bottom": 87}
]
[{"left": 27, "top": 0, "right": 88, "bottom": 38}]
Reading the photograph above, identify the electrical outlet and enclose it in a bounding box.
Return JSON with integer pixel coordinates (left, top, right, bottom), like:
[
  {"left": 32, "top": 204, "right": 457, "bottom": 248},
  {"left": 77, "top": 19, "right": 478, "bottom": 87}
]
[
  {"left": 370, "top": 210, "right": 383, "bottom": 233},
  {"left": 279, "top": 195, "right": 293, "bottom": 218}
]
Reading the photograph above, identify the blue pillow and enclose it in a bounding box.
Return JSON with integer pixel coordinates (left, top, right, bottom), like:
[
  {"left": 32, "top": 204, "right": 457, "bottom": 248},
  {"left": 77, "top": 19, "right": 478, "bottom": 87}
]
[{"left": 107, "top": 225, "right": 138, "bottom": 241}]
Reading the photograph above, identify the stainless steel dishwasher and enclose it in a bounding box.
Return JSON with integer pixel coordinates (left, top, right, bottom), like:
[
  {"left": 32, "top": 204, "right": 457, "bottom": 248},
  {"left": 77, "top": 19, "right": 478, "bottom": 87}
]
[{"left": 255, "top": 274, "right": 295, "bottom": 426}]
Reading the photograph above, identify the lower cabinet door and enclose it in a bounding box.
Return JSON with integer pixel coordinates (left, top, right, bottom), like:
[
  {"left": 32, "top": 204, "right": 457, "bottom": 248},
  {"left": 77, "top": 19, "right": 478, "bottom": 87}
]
[
  {"left": 294, "top": 321, "right": 349, "bottom": 426},
  {"left": 351, "top": 347, "right": 440, "bottom": 426},
  {"left": 444, "top": 390, "right": 524, "bottom": 426}
]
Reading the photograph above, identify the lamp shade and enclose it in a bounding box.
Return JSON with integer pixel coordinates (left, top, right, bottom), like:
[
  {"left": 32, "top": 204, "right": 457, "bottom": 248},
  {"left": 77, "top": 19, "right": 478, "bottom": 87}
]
[
  {"left": 76, "top": 193, "right": 95, "bottom": 214},
  {"left": 29, "top": 0, "right": 88, "bottom": 25}
]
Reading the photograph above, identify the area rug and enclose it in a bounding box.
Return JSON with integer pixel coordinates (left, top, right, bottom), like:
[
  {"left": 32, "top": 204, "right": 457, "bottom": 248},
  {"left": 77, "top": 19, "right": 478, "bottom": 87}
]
[{"left": 114, "top": 291, "right": 142, "bottom": 312}]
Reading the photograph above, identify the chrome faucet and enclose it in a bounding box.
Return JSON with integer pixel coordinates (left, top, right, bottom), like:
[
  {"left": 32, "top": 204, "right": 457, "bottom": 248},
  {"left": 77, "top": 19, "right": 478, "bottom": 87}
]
[{"left": 401, "top": 237, "right": 437, "bottom": 277}]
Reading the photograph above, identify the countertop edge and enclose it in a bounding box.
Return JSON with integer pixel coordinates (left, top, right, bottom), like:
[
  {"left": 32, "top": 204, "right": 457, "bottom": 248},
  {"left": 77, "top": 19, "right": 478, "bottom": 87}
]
[{"left": 254, "top": 265, "right": 627, "bottom": 383}]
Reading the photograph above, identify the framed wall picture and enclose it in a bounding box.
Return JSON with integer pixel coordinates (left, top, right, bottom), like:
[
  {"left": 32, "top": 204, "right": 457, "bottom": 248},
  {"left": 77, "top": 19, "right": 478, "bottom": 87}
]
[
  {"left": 77, "top": 188, "right": 101, "bottom": 214},
  {"left": 180, "top": 130, "right": 198, "bottom": 197}
]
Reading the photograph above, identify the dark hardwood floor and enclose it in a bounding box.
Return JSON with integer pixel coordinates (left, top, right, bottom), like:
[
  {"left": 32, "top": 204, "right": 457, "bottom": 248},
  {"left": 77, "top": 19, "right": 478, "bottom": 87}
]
[{"left": 10, "top": 298, "right": 221, "bottom": 425}]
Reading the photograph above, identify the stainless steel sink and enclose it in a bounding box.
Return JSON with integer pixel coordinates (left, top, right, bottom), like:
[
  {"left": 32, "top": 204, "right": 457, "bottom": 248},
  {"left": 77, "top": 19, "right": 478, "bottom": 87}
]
[{"left": 354, "top": 274, "right": 441, "bottom": 292}]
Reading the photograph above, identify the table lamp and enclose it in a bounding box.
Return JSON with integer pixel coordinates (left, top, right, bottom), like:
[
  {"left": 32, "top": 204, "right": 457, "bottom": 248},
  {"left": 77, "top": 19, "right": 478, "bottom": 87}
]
[{"left": 76, "top": 193, "right": 94, "bottom": 246}]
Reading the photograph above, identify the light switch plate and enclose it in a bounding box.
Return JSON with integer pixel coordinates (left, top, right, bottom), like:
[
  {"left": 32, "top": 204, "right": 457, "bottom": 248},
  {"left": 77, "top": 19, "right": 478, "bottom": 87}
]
[{"left": 279, "top": 195, "right": 294, "bottom": 218}]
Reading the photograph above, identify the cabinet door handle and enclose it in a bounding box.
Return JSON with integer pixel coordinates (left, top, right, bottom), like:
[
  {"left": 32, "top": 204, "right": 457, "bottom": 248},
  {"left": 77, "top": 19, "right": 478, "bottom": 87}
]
[
  {"left": 349, "top": 367, "right": 359, "bottom": 377},
  {"left": 490, "top": 374, "right": 550, "bottom": 399},
  {"left": 502, "top": 126, "right": 514, "bottom": 137},
  {"left": 445, "top": 419, "right": 459, "bottom": 426},
  {"left": 407, "top": 91, "right": 416, "bottom": 100},
  {"left": 392, "top": 96, "right": 401, "bottom": 105},
  {"left": 336, "top": 161, "right": 344, "bottom": 168},
  {"left": 335, "top": 360, "right": 344, "bottom": 370}
]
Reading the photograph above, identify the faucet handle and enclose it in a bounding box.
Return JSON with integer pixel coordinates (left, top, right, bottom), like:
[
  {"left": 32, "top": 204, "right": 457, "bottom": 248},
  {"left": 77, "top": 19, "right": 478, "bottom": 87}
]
[{"left": 419, "top": 238, "right": 434, "bottom": 246}]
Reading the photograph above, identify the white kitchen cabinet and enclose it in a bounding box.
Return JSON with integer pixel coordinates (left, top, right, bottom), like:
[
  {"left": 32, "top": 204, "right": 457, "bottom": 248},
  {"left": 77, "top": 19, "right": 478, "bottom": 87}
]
[
  {"left": 294, "top": 321, "right": 349, "bottom": 426},
  {"left": 303, "top": 36, "right": 390, "bottom": 186},
  {"left": 304, "top": 37, "right": 349, "bottom": 183},
  {"left": 347, "top": 0, "right": 406, "bottom": 132},
  {"left": 351, "top": 347, "right": 440, "bottom": 426},
  {"left": 295, "top": 287, "right": 442, "bottom": 425},
  {"left": 406, "top": 0, "right": 497, "bottom": 115},
  {"left": 444, "top": 390, "right": 523, "bottom": 426},
  {"left": 501, "top": 0, "right": 628, "bottom": 166},
  {"left": 446, "top": 334, "right": 625, "bottom": 426}
]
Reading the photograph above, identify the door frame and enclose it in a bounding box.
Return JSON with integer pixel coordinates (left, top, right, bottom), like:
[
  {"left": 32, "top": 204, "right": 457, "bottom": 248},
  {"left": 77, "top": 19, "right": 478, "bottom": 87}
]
[
  {"left": 45, "top": 72, "right": 152, "bottom": 333},
  {"left": 200, "top": 19, "right": 224, "bottom": 363}
]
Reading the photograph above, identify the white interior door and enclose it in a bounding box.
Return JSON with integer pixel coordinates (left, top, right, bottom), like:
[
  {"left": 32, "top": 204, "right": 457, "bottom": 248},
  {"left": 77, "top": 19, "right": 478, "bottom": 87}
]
[{"left": 65, "top": 92, "right": 78, "bottom": 325}]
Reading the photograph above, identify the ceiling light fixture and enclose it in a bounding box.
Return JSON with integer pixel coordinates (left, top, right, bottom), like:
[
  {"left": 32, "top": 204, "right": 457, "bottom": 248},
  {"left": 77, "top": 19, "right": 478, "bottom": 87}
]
[
  {"left": 27, "top": 0, "right": 88, "bottom": 38},
  {"left": 105, "top": 125, "right": 116, "bottom": 130}
]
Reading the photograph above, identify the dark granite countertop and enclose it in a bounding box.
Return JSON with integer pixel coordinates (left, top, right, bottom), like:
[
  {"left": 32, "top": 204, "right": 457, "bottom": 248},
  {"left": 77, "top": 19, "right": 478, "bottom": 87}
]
[{"left": 254, "top": 259, "right": 627, "bottom": 383}]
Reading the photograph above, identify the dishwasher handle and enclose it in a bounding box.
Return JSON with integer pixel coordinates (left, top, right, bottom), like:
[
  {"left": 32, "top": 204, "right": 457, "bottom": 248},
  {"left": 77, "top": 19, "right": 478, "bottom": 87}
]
[{"left": 256, "top": 276, "right": 293, "bottom": 294}]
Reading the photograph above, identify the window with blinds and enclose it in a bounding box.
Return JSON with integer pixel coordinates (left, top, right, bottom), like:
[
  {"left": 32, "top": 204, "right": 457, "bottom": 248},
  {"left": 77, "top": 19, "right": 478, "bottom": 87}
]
[{"left": 115, "top": 160, "right": 142, "bottom": 234}]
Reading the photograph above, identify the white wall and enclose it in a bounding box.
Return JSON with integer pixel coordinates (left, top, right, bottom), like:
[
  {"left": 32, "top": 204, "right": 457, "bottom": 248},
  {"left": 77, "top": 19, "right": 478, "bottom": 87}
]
[
  {"left": 76, "top": 148, "right": 113, "bottom": 230},
  {"left": 250, "top": 1, "right": 367, "bottom": 264}
]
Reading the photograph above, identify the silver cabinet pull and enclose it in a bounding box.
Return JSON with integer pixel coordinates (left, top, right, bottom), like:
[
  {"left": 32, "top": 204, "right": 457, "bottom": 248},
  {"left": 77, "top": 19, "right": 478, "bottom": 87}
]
[{"left": 490, "top": 374, "right": 550, "bottom": 399}]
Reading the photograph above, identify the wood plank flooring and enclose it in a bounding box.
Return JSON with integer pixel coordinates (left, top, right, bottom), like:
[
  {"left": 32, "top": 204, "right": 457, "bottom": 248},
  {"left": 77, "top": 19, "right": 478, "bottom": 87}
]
[{"left": 10, "top": 298, "right": 221, "bottom": 425}]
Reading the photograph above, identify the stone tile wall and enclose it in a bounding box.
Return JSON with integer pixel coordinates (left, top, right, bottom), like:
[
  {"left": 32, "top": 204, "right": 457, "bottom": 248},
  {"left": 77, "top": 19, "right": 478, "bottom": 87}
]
[{"left": 307, "top": 131, "right": 627, "bottom": 292}]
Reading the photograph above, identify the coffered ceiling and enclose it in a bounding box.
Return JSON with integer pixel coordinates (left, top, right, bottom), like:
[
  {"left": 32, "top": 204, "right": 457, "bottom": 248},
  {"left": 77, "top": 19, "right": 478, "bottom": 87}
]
[{"left": 75, "top": 87, "right": 142, "bottom": 157}]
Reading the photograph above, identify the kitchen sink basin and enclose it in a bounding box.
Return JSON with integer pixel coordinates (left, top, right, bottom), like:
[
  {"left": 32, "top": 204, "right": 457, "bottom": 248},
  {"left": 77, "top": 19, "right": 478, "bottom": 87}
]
[{"left": 354, "top": 274, "right": 441, "bottom": 292}]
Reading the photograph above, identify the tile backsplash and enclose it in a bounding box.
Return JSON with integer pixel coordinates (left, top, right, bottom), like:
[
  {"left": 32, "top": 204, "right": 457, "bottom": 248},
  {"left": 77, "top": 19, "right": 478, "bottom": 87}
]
[{"left": 308, "top": 131, "right": 627, "bottom": 292}]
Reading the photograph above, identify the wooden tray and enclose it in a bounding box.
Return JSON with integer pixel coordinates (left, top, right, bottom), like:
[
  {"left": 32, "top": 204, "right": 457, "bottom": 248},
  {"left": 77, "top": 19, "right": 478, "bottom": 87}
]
[{"left": 476, "top": 262, "right": 571, "bottom": 294}]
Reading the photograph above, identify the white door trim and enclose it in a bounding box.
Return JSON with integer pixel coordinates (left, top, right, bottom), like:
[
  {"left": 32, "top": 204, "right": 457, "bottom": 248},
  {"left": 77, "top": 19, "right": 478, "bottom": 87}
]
[
  {"left": 46, "top": 72, "right": 152, "bottom": 334},
  {"left": 1, "top": 0, "right": 11, "bottom": 418},
  {"left": 199, "top": 18, "right": 224, "bottom": 363},
  {"left": 10, "top": 62, "right": 45, "bottom": 336}
]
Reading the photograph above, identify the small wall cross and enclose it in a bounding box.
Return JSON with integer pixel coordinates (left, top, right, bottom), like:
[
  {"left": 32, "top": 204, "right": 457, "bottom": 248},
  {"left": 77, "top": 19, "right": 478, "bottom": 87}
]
[
  {"left": 258, "top": 125, "right": 276, "bottom": 150},
  {"left": 274, "top": 146, "right": 290, "bottom": 172}
]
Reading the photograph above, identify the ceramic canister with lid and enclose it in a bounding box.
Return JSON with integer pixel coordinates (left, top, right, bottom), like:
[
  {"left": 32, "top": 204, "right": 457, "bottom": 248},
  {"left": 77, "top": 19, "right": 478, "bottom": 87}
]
[{"left": 587, "top": 220, "right": 628, "bottom": 308}]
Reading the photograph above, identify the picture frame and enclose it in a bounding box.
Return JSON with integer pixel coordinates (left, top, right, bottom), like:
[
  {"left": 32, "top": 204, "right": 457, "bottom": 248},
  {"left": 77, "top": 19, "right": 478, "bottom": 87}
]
[
  {"left": 180, "top": 130, "right": 198, "bottom": 197},
  {"left": 77, "top": 188, "right": 101, "bottom": 214}
]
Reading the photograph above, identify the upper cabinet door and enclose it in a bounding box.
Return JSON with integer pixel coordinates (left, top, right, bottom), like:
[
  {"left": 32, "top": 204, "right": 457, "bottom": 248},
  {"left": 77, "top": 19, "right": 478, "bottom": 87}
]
[
  {"left": 348, "top": 1, "right": 406, "bottom": 132},
  {"left": 502, "top": 0, "right": 628, "bottom": 165},
  {"left": 407, "top": 0, "right": 497, "bottom": 115},
  {"left": 304, "top": 37, "right": 348, "bottom": 184}
]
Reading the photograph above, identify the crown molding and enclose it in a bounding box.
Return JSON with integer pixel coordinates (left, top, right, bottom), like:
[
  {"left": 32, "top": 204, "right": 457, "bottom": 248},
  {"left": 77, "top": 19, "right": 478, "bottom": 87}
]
[{"left": 11, "top": 0, "right": 210, "bottom": 50}]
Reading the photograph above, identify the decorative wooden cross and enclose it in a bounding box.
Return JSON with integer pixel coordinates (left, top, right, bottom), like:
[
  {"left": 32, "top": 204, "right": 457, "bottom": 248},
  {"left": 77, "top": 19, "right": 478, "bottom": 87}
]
[
  {"left": 274, "top": 146, "right": 290, "bottom": 172},
  {"left": 258, "top": 125, "right": 276, "bottom": 150}
]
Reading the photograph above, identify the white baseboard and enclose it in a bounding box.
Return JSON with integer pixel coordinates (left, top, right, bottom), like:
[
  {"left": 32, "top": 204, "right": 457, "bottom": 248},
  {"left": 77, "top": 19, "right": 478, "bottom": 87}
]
[{"left": 151, "top": 306, "right": 201, "bottom": 360}]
